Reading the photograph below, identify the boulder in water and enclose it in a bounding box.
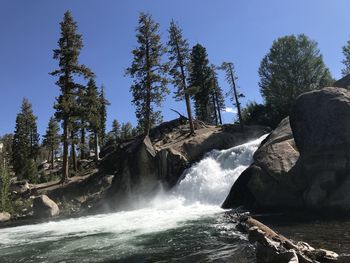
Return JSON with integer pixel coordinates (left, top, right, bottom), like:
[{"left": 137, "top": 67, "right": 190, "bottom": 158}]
[{"left": 33, "top": 195, "right": 59, "bottom": 218}]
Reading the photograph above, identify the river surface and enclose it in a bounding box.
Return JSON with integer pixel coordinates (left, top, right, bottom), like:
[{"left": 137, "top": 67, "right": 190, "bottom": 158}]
[{"left": 0, "top": 136, "right": 267, "bottom": 262}]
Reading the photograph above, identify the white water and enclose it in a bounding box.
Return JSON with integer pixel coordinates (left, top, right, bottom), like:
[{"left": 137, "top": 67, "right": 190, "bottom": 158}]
[{"left": 0, "top": 135, "right": 267, "bottom": 262}]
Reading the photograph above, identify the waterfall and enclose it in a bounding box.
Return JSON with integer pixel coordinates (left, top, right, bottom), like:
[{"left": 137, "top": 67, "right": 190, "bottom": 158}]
[
  {"left": 172, "top": 134, "right": 267, "bottom": 205},
  {"left": 0, "top": 134, "right": 267, "bottom": 263}
]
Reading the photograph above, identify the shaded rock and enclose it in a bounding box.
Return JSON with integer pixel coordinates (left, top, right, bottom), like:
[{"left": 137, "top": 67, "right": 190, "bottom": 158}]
[
  {"left": 33, "top": 195, "right": 59, "bottom": 218},
  {"left": 0, "top": 212, "right": 11, "bottom": 223}
]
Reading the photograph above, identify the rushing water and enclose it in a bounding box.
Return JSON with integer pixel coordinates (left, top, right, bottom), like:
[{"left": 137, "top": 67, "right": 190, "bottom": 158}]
[{"left": 0, "top": 136, "right": 267, "bottom": 263}]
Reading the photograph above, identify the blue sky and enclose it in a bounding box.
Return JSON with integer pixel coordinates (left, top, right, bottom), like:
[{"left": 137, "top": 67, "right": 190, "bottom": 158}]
[{"left": 0, "top": 0, "right": 349, "bottom": 136}]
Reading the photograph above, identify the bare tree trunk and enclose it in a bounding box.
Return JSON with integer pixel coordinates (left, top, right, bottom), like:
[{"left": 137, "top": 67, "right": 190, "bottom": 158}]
[
  {"left": 51, "top": 148, "right": 54, "bottom": 170},
  {"left": 80, "top": 125, "right": 85, "bottom": 159},
  {"left": 228, "top": 63, "right": 243, "bottom": 130},
  {"left": 212, "top": 95, "right": 218, "bottom": 125},
  {"left": 71, "top": 131, "right": 77, "bottom": 173},
  {"left": 94, "top": 131, "right": 99, "bottom": 163},
  {"left": 213, "top": 78, "right": 223, "bottom": 125},
  {"left": 62, "top": 119, "right": 69, "bottom": 183},
  {"left": 175, "top": 40, "right": 195, "bottom": 135}
]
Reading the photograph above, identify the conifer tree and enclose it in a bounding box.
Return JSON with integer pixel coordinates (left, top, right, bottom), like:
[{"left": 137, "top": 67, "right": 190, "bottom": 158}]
[
  {"left": 111, "top": 119, "right": 121, "bottom": 142},
  {"left": 50, "top": 11, "right": 93, "bottom": 182},
  {"left": 99, "top": 86, "right": 109, "bottom": 146},
  {"left": 210, "top": 65, "right": 225, "bottom": 125},
  {"left": 221, "top": 62, "right": 244, "bottom": 129},
  {"left": 188, "top": 44, "right": 214, "bottom": 124},
  {"left": 167, "top": 20, "right": 195, "bottom": 134},
  {"left": 86, "top": 79, "right": 101, "bottom": 162},
  {"left": 342, "top": 39, "right": 350, "bottom": 76},
  {"left": 126, "top": 13, "right": 169, "bottom": 136},
  {"left": 12, "top": 98, "right": 40, "bottom": 181},
  {"left": 121, "top": 122, "right": 133, "bottom": 140},
  {"left": 43, "top": 117, "right": 60, "bottom": 169}
]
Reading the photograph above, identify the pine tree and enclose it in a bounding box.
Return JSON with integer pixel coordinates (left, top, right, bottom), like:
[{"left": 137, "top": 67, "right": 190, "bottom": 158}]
[
  {"left": 221, "top": 62, "right": 244, "bottom": 129},
  {"left": 126, "top": 13, "right": 169, "bottom": 136},
  {"left": 167, "top": 20, "right": 195, "bottom": 134},
  {"left": 259, "top": 34, "right": 332, "bottom": 125},
  {"left": 50, "top": 11, "right": 93, "bottom": 182},
  {"left": 86, "top": 79, "right": 101, "bottom": 162},
  {"left": 12, "top": 98, "right": 40, "bottom": 181},
  {"left": 188, "top": 44, "right": 215, "bottom": 124},
  {"left": 121, "top": 122, "right": 133, "bottom": 140},
  {"left": 210, "top": 65, "right": 225, "bottom": 125},
  {"left": 43, "top": 117, "right": 60, "bottom": 169},
  {"left": 342, "top": 39, "right": 350, "bottom": 76},
  {"left": 111, "top": 119, "right": 121, "bottom": 142},
  {"left": 99, "top": 85, "right": 109, "bottom": 146}
]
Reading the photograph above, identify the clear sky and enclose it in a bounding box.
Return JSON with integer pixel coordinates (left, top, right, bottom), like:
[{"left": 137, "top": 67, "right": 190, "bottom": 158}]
[{"left": 1, "top": 0, "right": 349, "bottom": 137}]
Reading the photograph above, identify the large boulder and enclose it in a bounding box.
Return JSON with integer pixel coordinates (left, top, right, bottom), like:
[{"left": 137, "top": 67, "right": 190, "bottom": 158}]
[
  {"left": 222, "top": 117, "right": 303, "bottom": 210},
  {"left": 290, "top": 87, "right": 350, "bottom": 211},
  {"left": 33, "top": 195, "right": 60, "bottom": 218},
  {"left": 223, "top": 87, "right": 350, "bottom": 213}
]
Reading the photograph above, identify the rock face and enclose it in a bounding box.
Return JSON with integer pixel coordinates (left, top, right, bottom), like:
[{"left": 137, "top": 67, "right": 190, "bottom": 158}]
[
  {"left": 0, "top": 212, "right": 11, "bottom": 223},
  {"left": 290, "top": 87, "right": 350, "bottom": 211},
  {"left": 101, "top": 118, "right": 269, "bottom": 210},
  {"left": 223, "top": 87, "right": 350, "bottom": 213},
  {"left": 33, "top": 195, "right": 60, "bottom": 218}
]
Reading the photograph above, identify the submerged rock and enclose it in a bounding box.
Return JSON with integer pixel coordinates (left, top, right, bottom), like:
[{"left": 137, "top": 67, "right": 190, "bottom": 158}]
[
  {"left": 33, "top": 194, "right": 59, "bottom": 218},
  {"left": 223, "top": 87, "right": 350, "bottom": 213}
]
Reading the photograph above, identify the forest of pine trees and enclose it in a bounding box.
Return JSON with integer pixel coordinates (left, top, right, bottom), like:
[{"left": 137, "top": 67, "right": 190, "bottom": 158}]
[{"left": 2, "top": 10, "right": 345, "bottom": 186}]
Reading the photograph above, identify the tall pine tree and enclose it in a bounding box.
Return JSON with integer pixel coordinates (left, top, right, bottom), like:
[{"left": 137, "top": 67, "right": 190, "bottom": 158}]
[
  {"left": 86, "top": 79, "right": 101, "bottom": 163},
  {"left": 50, "top": 11, "right": 93, "bottom": 182},
  {"left": 99, "top": 85, "right": 109, "bottom": 146},
  {"left": 126, "top": 13, "right": 169, "bottom": 136},
  {"left": 210, "top": 65, "right": 225, "bottom": 125},
  {"left": 43, "top": 117, "right": 60, "bottom": 169},
  {"left": 167, "top": 20, "right": 195, "bottom": 134},
  {"left": 221, "top": 62, "right": 244, "bottom": 129},
  {"left": 188, "top": 44, "right": 214, "bottom": 124},
  {"left": 12, "top": 98, "right": 39, "bottom": 181},
  {"left": 111, "top": 119, "right": 121, "bottom": 142}
]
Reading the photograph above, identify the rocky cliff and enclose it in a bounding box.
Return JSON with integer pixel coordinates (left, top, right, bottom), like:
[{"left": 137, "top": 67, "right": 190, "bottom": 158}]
[{"left": 223, "top": 87, "right": 350, "bottom": 214}]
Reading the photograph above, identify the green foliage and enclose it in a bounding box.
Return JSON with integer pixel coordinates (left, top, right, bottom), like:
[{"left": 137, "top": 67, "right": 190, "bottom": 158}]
[
  {"left": 126, "top": 12, "right": 169, "bottom": 136},
  {"left": 188, "top": 44, "right": 215, "bottom": 124},
  {"left": 111, "top": 119, "right": 121, "bottom": 141},
  {"left": 50, "top": 10, "right": 93, "bottom": 180},
  {"left": 43, "top": 117, "right": 60, "bottom": 166},
  {"left": 210, "top": 66, "right": 225, "bottom": 125},
  {"left": 12, "top": 98, "right": 40, "bottom": 181},
  {"left": 259, "top": 34, "right": 333, "bottom": 122},
  {"left": 241, "top": 102, "right": 275, "bottom": 126},
  {"left": 99, "top": 86, "right": 109, "bottom": 145},
  {"left": 342, "top": 39, "right": 350, "bottom": 76},
  {"left": 167, "top": 20, "right": 190, "bottom": 101},
  {"left": 167, "top": 21, "right": 195, "bottom": 133},
  {"left": 121, "top": 122, "right": 133, "bottom": 140},
  {"left": 0, "top": 161, "right": 11, "bottom": 212}
]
